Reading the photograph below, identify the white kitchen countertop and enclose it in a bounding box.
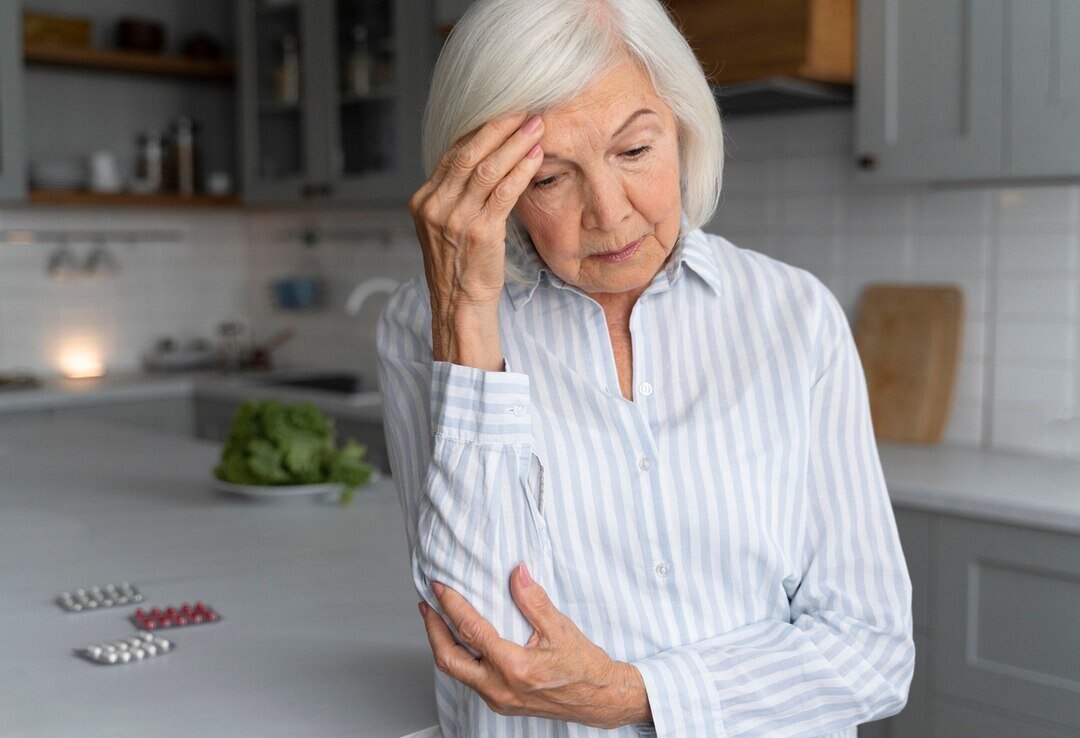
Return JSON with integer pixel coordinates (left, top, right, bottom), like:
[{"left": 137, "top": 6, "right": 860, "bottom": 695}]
[
  {"left": 4, "top": 373, "right": 1080, "bottom": 535},
  {"left": 878, "top": 441, "right": 1080, "bottom": 535},
  {"left": 0, "top": 369, "right": 384, "bottom": 423},
  {"left": 0, "top": 418, "right": 437, "bottom": 737}
]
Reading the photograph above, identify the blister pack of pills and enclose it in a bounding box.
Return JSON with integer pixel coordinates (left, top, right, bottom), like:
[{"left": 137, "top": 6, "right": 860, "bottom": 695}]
[
  {"left": 57, "top": 582, "right": 143, "bottom": 612},
  {"left": 132, "top": 602, "right": 221, "bottom": 630},
  {"left": 76, "top": 632, "right": 174, "bottom": 666}
]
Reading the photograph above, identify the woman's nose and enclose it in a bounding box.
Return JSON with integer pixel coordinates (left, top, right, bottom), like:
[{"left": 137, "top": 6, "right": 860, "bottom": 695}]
[{"left": 581, "top": 171, "right": 633, "bottom": 232}]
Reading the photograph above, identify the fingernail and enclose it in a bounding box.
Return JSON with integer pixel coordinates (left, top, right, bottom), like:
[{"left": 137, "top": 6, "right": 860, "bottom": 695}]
[
  {"left": 433, "top": 581, "right": 445, "bottom": 597},
  {"left": 418, "top": 601, "right": 428, "bottom": 617},
  {"left": 527, "top": 144, "right": 542, "bottom": 159},
  {"left": 523, "top": 115, "right": 542, "bottom": 134},
  {"left": 520, "top": 561, "right": 533, "bottom": 587}
]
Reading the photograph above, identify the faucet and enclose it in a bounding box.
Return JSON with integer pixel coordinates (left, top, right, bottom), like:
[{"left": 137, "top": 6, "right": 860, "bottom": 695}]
[{"left": 345, "top": 277, "right": 401, "bottom": 316}]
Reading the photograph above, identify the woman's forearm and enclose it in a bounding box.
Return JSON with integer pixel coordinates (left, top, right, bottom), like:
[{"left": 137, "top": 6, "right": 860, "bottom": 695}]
[{"left": 432, "top": 303, "right": 505, "bottom": 371}]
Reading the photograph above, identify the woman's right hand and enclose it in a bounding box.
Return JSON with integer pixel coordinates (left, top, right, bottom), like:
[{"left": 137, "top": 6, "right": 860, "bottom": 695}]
[{"left": 408, "top": 112, "right": 545, "bottom": 371}]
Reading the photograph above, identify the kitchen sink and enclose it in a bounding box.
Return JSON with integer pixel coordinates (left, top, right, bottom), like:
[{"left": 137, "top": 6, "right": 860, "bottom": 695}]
[{"left": 261, "top": 373, "right": 362, "bottom": 395}]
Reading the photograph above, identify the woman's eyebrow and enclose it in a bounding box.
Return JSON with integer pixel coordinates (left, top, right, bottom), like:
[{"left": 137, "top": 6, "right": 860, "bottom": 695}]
[
  {"left": 612, "top": 108, "right": 658, "bottom": 137},
  {"left": 541, "top": 108, "right": 659, "bottom": 164}
]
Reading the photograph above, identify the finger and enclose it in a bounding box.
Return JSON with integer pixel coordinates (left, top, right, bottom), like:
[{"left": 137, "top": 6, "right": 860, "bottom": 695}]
[
  {"left": 437, "top": 112, "right": 533, "bottom": 201},
  {"left": 435, "top": 582, "right": 526, "bottom": 663},
  {"left": 480, "top": 142, "right": 544, "bottom": 222},
  {"left": 421, "top": 602, "right": 488, "bottom": 686},
  {"left": 456, "top": 116, "right": 545, "bottom": 214},
  {"left": 508, "top": 561, "right": 561, "bottom": 642}
]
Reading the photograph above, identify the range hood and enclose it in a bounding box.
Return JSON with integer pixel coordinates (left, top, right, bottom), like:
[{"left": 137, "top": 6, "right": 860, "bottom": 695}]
[
  {"left": 713, "top": 78, "right": 853, "bottom": 116},
  {"left": 665, "top": 0, "right": 855, "bottom": 116}
]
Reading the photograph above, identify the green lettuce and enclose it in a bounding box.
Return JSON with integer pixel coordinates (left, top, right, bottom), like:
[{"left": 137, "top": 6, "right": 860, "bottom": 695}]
[{"left": 213, "top": 399, "right": 373, "bottom": 503}]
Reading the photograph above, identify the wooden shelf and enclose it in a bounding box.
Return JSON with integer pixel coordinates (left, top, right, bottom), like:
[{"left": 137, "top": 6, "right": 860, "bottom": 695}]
[
  {"left": 28, "top": 189, "right": 240, "bottom": 208},
  {"left": 23, "top": 43, "right": 235, "bottom": 82}
]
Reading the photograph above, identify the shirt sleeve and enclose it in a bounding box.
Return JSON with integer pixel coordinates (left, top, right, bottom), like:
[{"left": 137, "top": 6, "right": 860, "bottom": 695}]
[
  {"left": 630, "top": 284, "right": 916, "bottom": 738},
  {"left": 375, "top": 278, "right": 553, "bottom": 653}
]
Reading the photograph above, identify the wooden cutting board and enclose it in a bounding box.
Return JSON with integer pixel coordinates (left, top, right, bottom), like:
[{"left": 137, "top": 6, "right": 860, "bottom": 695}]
[{"left": 852, "top": 283, "right": 964, "bottom": 444}]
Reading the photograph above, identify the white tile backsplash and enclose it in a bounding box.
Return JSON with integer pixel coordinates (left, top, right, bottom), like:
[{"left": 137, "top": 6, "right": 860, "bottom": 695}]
[{"left": 722, "top": 108, "right": 1080, "bottom": 459}]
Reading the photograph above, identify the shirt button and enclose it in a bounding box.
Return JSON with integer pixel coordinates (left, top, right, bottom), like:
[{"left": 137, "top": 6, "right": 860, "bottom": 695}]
[
  {"left": 638, "top": 382, "right": 653, "bottom": 397},
  {"left": 638, "top": 456, "right": 652, "bottom": 471},
  {"left": 510, "top": 402, "right": 526, "bottom": 417},
  {"left": 655, "top": 562, "right": 670, "bottom": 577}
]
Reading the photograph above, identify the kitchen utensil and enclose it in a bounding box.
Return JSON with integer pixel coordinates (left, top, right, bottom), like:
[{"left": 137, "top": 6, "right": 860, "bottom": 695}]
[
  {"left": 30, "top": 158, "right": 87, "bottom": 190},
  {"left": 246, "top": 327, "right": 296, "bottom": 370},
  {"left": 116, "top": 18, "right": 165, "bottom": 53},
  {"left": 853, "top": 283, "right": 963, "bottom": 444},
  {"left": 89, "top": 151, "right": 123, "bottom": 193},
  {"left": 23, "top": 11, "right": 92, "bottom": 49}
]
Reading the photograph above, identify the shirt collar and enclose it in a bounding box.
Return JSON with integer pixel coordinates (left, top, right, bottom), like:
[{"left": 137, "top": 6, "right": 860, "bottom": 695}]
[{"left": 505, "top": 212, "right": 723, "bottom": 310}]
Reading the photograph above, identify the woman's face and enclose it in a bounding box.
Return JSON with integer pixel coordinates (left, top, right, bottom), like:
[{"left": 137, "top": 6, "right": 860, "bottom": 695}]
[{"left": 512, "top": 59, "right": 683, "bottom": 297}]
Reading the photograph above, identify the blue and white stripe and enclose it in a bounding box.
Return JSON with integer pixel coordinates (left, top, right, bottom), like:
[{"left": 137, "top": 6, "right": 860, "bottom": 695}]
[{"left": 376, "top": 222, "right": 915, "bottom": 737}]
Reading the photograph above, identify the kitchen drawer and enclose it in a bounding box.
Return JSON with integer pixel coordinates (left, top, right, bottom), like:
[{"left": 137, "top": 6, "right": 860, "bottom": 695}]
[
  {"left": 858, "top": 630, "right": 929, "bottom": 738},
  {"left": 933, "top": 516, "right": 1080, "bottom": 730},
  {"left": 894, "top": 507, "right": 930, "bottom": 630},
  {"left": 930, "top": 697, "right": 1077, "bottom": 737}
]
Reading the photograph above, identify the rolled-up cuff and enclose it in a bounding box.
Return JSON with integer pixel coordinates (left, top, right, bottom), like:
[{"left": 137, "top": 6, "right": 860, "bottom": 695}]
[
  {"left": 632, "top": 647, "right": 726, "bottom": 737},
  {"left": 430, "top": 361, "right": 532, "bottom": 444}
]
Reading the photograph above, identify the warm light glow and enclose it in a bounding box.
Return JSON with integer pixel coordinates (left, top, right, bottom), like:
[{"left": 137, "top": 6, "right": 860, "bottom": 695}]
[
  {"left": 5, "top": 230, "right": 34, "bottom": 246},
  {"left": 59, "top": 348, "right": 106, "bottom": 379}
]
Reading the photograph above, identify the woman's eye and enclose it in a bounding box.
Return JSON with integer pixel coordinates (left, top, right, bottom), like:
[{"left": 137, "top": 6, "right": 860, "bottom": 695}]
[
  {"left": 533, "top": 175, "right": 558, "bottom": 189},
  {"left": 624, "top": 145, "right": 652, "bottom": 158}
]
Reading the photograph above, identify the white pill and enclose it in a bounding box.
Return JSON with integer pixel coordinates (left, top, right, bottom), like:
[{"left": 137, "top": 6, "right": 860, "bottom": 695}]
[
  {"left": 132, "top": 648, "right": 145, "bottom": 660},
  {"left": 87, "top": 646, "right": 102, "bottom": 658},
  {"left": 137, "top": 631, "right": 153, "bottom": 640},
  {"left": 143, "top": 643, "right": 157, "bottom": 657},
  {"left": 103, "top": 651, "right": 118, "bottom": 664},
  {"left": 115, "top": 642, "right": 129, "bottom": 651},
  {"left": 154, "top": 638, "right": 171, "bottom": 652},
  {"left": 103, "top": 644, "right": 117, "bottom": 653},
  {"left": 119, "top": 651, "right": 131, "bottom": 664}
]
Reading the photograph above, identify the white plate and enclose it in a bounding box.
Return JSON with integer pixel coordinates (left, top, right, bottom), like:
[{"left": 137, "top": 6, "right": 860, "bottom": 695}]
[{"left": 211, "top": 470, "right": 381, "bottom": 501}]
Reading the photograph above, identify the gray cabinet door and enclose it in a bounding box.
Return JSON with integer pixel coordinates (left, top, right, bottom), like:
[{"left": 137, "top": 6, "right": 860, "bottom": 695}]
[
  {"left": 239, "top": 0, "right": 327, "bottom": 204},
  {"left": 855, "top": 0, "right": 1005, "bottom": 183},
  {"left": 933, "top": 516, "right": 1080, "bottom": 731},
  {"left": 239, "top": 0, "right": 432, "bottom": 205},
  {"left": 930, "top": 698, "right": 1077, "bottom": 737},
  {"left": 1006, "top": 0, "right": 1080, "bottom": 177},
  {"left": 0, "top": 1, "right": 26, "bottom": 201},
  {"left": 325, "top": 0, "right": 431, "bottom": 203}
]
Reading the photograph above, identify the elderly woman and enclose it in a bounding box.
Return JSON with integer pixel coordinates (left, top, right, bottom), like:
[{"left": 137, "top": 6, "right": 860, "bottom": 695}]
[{"left": 376, "top": 0, "right": 914, "bottom": 735}]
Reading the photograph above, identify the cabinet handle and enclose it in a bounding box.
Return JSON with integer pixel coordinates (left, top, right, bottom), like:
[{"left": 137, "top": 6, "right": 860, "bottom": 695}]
[{"left": 857, "top": 154, "right": 878, "bottom": 170}]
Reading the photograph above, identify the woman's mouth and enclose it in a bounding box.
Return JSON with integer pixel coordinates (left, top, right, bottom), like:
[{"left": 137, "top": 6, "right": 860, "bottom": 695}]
[{"left": 592, "top": 237, "right": 643, "bottom": 263}]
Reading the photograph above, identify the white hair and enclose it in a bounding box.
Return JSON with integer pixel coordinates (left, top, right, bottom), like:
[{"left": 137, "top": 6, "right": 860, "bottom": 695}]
[{"left": 421, "top": 0, "right": 724, "bottom": 284}]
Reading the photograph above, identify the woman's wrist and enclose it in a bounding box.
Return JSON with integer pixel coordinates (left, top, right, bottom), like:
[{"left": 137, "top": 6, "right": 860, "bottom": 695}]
[
  {"left": 432, "top": 303, "right": 504, "bottom": 371},
  {"left": 607, "top": 661, "right": 653, "bottom": 727}
]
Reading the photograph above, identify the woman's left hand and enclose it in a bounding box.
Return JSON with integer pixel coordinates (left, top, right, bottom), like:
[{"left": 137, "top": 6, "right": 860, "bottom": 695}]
[{"left": 419, "top": 562, "right": 652, "bottom": 729}]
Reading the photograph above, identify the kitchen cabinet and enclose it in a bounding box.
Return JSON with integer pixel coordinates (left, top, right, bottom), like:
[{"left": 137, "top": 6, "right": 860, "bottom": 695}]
[
  {"left": 933, "top": 517, "right": 1080, "bottom": 732},
  {"left": 856, "top": 0, "right": 1080, "bottom": 183},
  {"left": 238, "top": 0, "right": 433, "bottom": 205},
  {"left": 1007, "top": 1, "right": 1080, "bottom": 177},
  {"left": 854, "top": 0, "right": 1005, "bottom": 182},
  {"left": 861, "top": 507, "right": 1080, "bottom": 736},
  {"left": 0, "top": 1, "right": 26, "bottom": 200},
  {"left": 662, "top": 0, "right": 854, "bottom": 86}
]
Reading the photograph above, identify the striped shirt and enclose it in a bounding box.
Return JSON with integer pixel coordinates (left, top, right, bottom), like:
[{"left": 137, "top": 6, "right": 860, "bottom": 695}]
[{"left": 375, "top": 220, "right": 915, "bottom": 737}]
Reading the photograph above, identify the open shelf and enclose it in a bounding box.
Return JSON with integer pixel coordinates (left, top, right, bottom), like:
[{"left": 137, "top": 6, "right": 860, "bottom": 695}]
[
  {"left": 23, "top": 43, "right": 235, "bottom": 82},
  {"left": 28, "top": 189, "right": 240, "bottom": 208}
]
